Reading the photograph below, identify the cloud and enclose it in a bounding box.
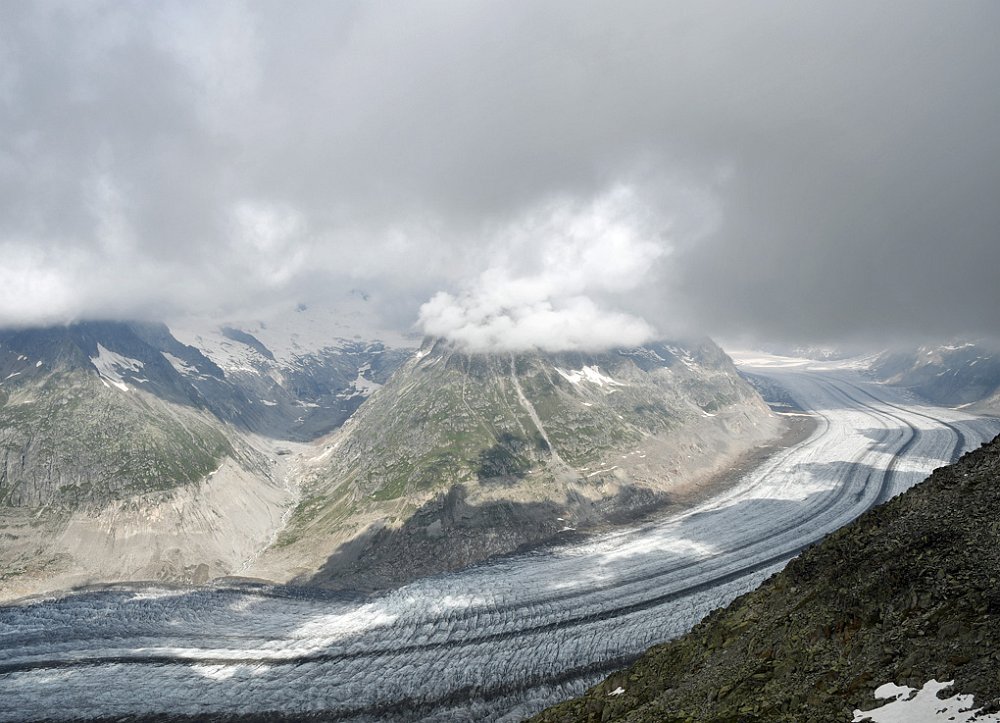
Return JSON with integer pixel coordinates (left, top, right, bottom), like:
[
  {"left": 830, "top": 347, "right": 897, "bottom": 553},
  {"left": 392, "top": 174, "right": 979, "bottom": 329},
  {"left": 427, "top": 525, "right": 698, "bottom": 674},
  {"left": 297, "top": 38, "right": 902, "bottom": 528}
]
[
  {"left": 1, "top": 1, "right": 999, "bottom": 344},
  {"left": 418, "top": 188, "right": 665, "bottom": 351}
]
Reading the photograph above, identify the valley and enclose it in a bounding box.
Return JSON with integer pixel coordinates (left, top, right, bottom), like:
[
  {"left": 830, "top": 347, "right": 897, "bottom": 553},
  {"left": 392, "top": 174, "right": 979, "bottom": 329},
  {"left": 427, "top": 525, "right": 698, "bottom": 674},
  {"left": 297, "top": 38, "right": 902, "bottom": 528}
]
[
  {"left": 2, "top": 357, "right": 996, "bottom": 721},
  {"left": 4, "top": 6, "right": 997, "bottom": 721}
]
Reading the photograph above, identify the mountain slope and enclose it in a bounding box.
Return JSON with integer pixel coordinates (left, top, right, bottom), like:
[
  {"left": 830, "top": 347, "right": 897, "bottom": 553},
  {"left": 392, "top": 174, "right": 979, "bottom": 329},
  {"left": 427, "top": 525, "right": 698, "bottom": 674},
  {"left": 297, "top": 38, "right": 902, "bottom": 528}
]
[
  {"left": 252, "top": 338, "right": 782, "bottom": 590},
  {"left": 169, "top": 293, "right": 416, "bottom": 441},
  {"left": 0, "top": 323, "right": 245, "bottom": 505},
  {"left": 0, "top": 323, "right": 291, "bottom": 597},
  {"left": 532, "top": 434, "right": 1000, "bottom": 722},
  {"left": 869, "top": 342, "right": 1000, "bottom": 412},
  {"left": 0, "top": 315, "right": 412, "bottom": 600}
]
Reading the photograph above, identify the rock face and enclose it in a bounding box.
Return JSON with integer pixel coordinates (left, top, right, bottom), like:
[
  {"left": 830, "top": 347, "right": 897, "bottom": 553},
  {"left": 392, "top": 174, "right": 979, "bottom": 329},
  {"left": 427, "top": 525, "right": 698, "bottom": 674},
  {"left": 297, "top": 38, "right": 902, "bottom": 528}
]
[
  {"left": 253, "top": 338, "right": 781, "bottom": 590},
  {"left": 531, "top": 434, "right": 1000, "bottom": 723}
]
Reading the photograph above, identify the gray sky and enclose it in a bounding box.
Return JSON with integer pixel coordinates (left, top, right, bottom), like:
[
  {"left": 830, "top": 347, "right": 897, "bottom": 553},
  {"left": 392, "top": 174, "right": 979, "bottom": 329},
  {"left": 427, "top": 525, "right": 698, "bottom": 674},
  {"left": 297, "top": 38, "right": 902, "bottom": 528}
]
[{"left": 2, "top": 1, "right": 999, "bottom": 348}]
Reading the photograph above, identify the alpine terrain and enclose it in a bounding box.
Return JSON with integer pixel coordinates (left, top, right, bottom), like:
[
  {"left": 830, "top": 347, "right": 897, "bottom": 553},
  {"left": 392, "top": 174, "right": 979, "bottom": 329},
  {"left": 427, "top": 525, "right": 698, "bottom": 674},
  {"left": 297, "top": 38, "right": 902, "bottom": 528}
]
[
  {"left": 0, "top": 308, "right": 779, "bottom": 601},
  {"left": 869, "top": 341, "right": 1000, "bottom": 414},
  {"left": 2, "top": 353, "right": 997, "bottom": 722}
]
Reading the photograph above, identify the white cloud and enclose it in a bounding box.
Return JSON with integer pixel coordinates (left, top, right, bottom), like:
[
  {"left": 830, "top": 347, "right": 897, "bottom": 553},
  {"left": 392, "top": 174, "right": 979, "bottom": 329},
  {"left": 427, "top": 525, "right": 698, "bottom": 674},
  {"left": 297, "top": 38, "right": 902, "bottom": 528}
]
[
  {"left": 0, "top": 247, "right": 79, "bottom": 326},
  {"left": 418, "top": 187, "right": 666, "bottom": 352},
  {"left": 1, "top": 2, "right": 999, "bottom": 343},
  {"left": 229, "top": 200, "right": 308, "bottom": 288}
]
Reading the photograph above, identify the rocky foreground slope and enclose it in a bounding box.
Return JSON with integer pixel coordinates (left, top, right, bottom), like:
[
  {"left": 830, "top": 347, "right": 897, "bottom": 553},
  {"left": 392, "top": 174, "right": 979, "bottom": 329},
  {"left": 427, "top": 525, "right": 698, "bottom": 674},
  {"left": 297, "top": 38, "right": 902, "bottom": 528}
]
[{"left": 532, "top": 434, "right": 1000, "bottom": 722}]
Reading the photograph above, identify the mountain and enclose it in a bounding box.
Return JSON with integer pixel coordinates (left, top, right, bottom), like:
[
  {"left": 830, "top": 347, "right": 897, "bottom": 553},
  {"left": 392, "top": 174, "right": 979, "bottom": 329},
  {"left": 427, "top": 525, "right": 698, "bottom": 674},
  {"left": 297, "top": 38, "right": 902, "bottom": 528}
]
[
  {"left": 755, "top": 343, "right": 860, "bottom": 361},
  {"left": 0, "top": 321, "right": 246, "bottom": 508},
  {"left": 168, "top": 295, "right": 416, "bottom": 440},
  {"left": 251, "top": 338, "right": 781, "bottom": 591},
  {"left": 0, "top": 321, "right": 269, "bottom": 597},
  {"left": 0, "top": 309, "right": 780, "bottom": 602},
  {"left": 869, "top": 341, "right": 1000, "bottom": 413},
  {"left": 531, "top": 433, "right": 1000, "bottom": 723},
  {"left": 0, "top": 308, "right": 413, "bottom": 600}
]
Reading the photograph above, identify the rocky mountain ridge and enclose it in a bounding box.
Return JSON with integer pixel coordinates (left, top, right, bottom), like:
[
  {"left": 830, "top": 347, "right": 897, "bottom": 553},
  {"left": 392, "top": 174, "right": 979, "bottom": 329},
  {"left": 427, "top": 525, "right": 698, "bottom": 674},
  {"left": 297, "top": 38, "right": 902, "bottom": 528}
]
[
  {"left": 252, "top": 337, "right": 781, "bottom": 591},
  {"left": 0, "top": 313, "right": 782, "bottom": 602}
]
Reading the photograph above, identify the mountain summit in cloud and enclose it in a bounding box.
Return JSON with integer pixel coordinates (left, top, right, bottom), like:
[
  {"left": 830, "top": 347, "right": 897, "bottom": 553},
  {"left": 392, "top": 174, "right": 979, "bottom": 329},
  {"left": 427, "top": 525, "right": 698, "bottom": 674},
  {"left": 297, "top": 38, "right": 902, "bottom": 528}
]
[{"left": 418, "top": 188, "right": 665, "bottom": 352}]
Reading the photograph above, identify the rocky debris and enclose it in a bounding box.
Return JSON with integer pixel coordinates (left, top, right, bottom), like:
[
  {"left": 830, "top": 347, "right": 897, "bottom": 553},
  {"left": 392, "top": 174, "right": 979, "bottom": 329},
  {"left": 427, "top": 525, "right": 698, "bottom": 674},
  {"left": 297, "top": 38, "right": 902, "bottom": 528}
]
[{"left": 531, "top": 434, "right": 1000, "bottom": 722}]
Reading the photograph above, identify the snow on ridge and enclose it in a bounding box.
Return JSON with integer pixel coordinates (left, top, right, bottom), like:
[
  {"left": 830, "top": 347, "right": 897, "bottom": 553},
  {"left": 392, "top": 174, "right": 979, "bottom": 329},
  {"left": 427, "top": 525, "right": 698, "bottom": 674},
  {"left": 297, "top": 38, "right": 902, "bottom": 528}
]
[
  {"left": 90, "top": 344, "right": 144, "bottom": 392},
  {"left": 555, "top": 365, "right": 624, "bottom": 388},
  {"left": 169, "top": 296, "right": 418, "bottom": 369},
  {"left": 664, "top": 345, "right": 701, "bottom": 371},
  {"left": 620, "top": 347, "right": 667, "bottom": 363},
  {"left": 353, "top": 372, "right": 382, "bottom": 396}
]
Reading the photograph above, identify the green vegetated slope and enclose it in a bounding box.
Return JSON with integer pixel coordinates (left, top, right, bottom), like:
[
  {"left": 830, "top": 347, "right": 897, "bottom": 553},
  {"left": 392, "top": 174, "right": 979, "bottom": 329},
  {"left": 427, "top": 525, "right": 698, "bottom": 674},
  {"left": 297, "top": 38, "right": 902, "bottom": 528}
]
[
  {"left": 267, "top": 338, "right": 777, "bottom": 589},
  {"left": 0, "top": 369, "right": 232, "bottom": 509},
  {"left": 0, "top": 323, "right": 272, "bottom": 596},
  {"left": 0, "top": 318, "right": 414, "bottom": 598},
  {"left": 532, "top": 434, "right": 1000, "bottom": 723}
]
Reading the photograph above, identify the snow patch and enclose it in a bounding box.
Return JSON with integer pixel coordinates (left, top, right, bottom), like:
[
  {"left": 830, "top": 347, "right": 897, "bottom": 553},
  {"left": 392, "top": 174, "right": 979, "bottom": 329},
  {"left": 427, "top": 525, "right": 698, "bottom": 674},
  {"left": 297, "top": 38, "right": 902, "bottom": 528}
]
[
  {"left": 90, "top": 344, "right": 144, "bottom": 392},
  {"left": 556, "top": 365, "right": 624, "bottom": 388},
  {"left": 161, "top": 352, "right": 201, "bottom": 377},
  {"left": 586, "top": 465, "right": 618, "bottom": 478},
  {"left": 337, "top": 367, "right": 383, "bottom": 400},
  {"left": 622, "top": 347, "right": 666, "bottom": 363},
  {"left": 352, "top": 368, "right": 382, "bottom": 396},
  {"left": 853, "top": 679, "right": 999, "bottom": 722}
]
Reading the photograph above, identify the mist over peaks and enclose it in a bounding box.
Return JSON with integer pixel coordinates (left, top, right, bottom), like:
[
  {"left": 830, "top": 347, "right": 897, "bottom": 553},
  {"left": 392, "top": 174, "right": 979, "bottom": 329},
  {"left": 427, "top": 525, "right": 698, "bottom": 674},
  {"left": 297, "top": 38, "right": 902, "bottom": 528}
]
[
  {"left": 418, "top": 189, "right": 665, "bottom": 352},
  {"left": 2, "top": 2, "right": 999, "bottom": 344}
]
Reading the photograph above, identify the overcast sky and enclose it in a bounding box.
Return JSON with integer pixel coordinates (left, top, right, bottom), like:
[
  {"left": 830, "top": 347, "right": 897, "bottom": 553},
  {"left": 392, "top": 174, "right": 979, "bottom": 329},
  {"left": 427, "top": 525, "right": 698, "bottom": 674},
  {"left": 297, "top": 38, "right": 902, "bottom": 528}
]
[{"left": 2, "top": 1, "right": 998, "bottom": 348}]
